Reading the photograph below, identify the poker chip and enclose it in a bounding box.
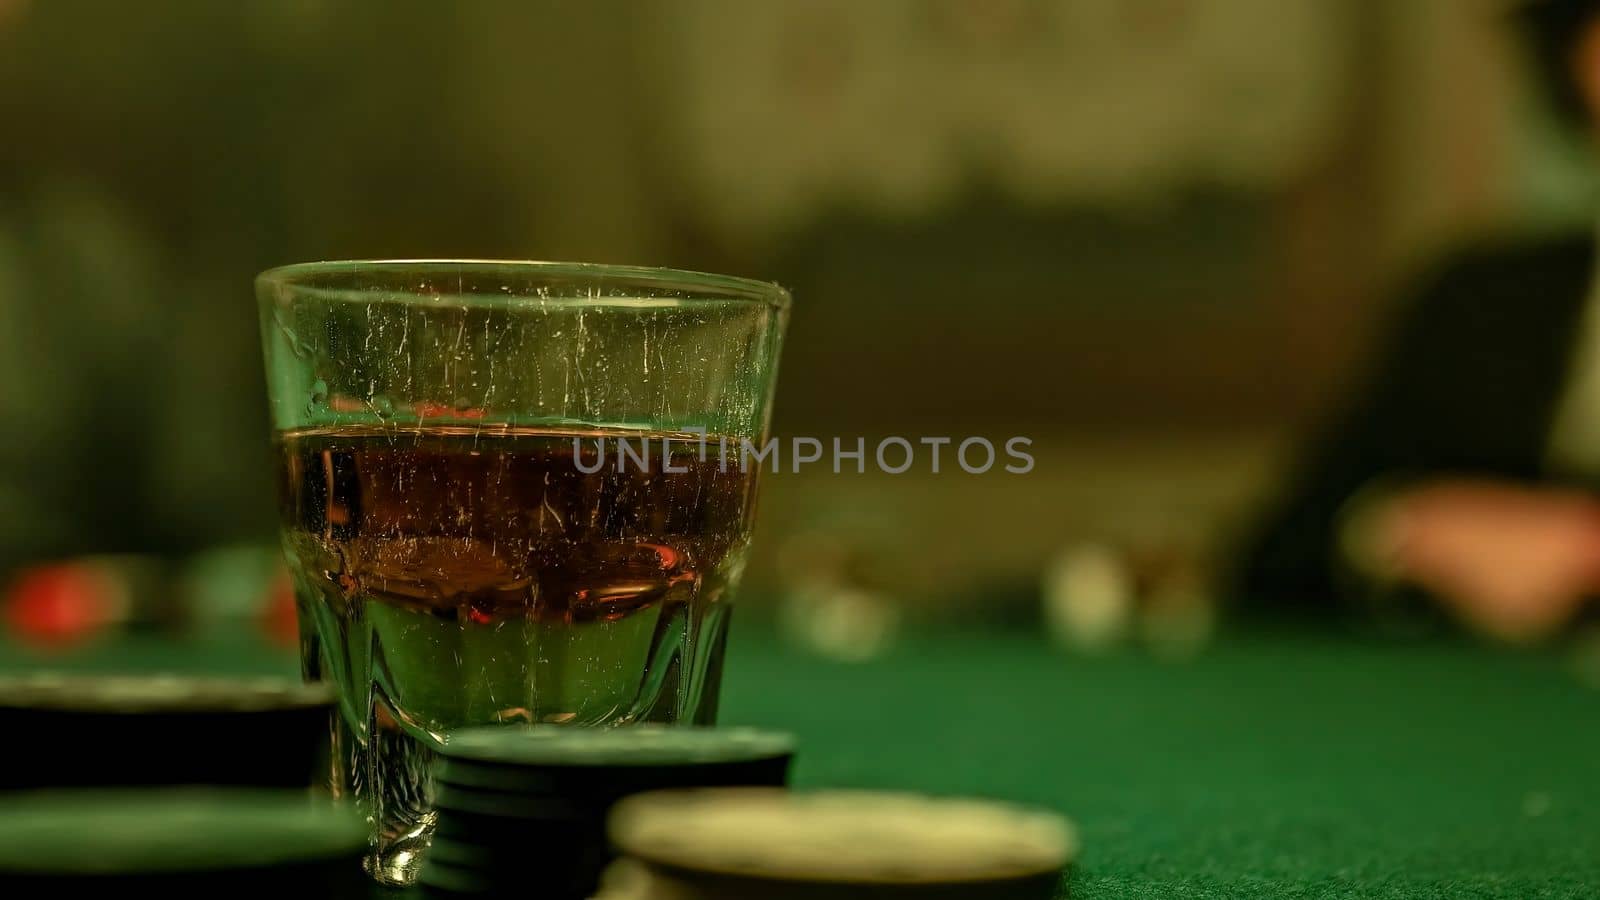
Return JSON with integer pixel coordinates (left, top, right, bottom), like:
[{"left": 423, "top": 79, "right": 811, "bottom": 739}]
[
  {"left": 0, "top": 788, "right": 366, "bottom": 894},
  {"left": 433, "top": 782, "right": 595, "bottom": 820},
  {"left": 436, "top": 725, "right": 794, "bottom": 795},
  {"left": 443, "top": 724, "right": 793, "bottom": 765},
  {"left": 429, "top": 806, "right": 585, "bottom": 844},
  {"left": 0, "top": 674, "right": 335, "bottom": 790},
  {"left": 607, "top": 789, "right": 1076, "bottom": 900},
  {"left": 0, "top": 673, "right": 333, "bottom": 713},
  {"left": 420, "top": 844, "right": 607, "bottom": 898},
  {"left": 421, "top": 725, "right": 794, "bottom": 898}
]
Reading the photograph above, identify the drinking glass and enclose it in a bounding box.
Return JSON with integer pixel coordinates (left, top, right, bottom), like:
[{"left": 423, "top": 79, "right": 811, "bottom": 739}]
[{"left": 256, "top": 260, "right": 788, "bottom": 883}]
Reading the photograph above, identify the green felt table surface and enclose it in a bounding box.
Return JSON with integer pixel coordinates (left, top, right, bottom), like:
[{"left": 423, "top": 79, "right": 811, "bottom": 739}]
[
  {"left": 723, "top": 631, "right": 1600, "bottom": 899},
  {"left": 5, "top": 627, "right": 1599, "bottom": 898}
]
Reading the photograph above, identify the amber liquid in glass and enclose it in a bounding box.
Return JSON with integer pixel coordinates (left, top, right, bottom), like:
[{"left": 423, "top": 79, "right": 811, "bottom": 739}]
[{"left": 275, "top": 425, "right": 754, "bottom": 881}]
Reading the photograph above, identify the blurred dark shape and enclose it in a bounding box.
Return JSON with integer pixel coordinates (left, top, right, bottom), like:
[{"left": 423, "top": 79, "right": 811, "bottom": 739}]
[
  {"left": 1230, "top": 235, "right": 1592, "bottom": 614},
  {"left": 1516, "top": 0, "right": 1600, "bottom": 129},
  {"left": 1230, "top": 2, "right": 1600, "bottom": 641}
]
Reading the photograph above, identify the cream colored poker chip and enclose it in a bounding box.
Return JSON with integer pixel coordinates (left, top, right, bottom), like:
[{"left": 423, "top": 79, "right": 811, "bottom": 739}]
[{"left": 609, "top": 788, "right": 1076, "bottom": 888}]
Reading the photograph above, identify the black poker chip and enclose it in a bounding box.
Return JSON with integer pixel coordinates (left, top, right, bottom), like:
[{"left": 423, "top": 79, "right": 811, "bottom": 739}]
[
  {"left": 0, "top": 788, "right": 366, "bottom": 895},
  {"left": 420, "top": 847, "right": 609, "bottom": 897},
  {"left": 606, "top": 788, "right": 1077, "bottom": 900},
  {"left": 432, "top": 783, "right": 596, "bottom": 821},
  {"left": 0, "top": 674, "right": 335, "bottom": 790},
  {"left": 436, "top": 725, "right": 794, "bottom": 794},
  {"left": 422, "top": 725, "right": 794, "bottom": 899},
  {"left": 420, "top": 840, "right": 609, "bottom": 897},
  {"left": 429, "top": 806, "right": 581, "bottom": 844}
]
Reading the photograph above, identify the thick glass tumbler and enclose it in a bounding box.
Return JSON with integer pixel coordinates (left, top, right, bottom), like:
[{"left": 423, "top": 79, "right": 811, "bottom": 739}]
[{"left": 256, "top": 261, "right": 788, "bottom": 883}]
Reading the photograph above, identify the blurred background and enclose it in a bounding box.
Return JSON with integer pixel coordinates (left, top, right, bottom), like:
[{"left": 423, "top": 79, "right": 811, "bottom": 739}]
[{"left": 0, "top": 0, "right": 1590, "bottom": 656}]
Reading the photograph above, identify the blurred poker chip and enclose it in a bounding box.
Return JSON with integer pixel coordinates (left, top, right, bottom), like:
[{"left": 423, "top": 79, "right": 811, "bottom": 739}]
[
  {"left": 177, "top": 544, "right": 291, "bottom": 642},
  {"left": 604, "top": 788, "right": 1076, "bottom": 900},
  {"left": 5, "top": 548, "right": 298, "bottom": 648},
  {"left": 1041, "top": 539, "right": 1216, "bottom": 660},
  {"left": 2, "top": 557, "right": 144, "bottom": 647},
  {"left": 775, "top": 514, "right": 906, "bottom": 663},
  {"left": 0, "top": 673, "right": 334, "bottom": 790},
  {"left": 1041, "top": 543, "right": 1133, "bottom": 653},
  {"left": 0, "top": 788, "right": 366, "bottom": 894}
]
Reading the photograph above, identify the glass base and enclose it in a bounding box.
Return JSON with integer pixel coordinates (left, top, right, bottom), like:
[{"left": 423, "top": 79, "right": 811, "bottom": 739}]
[
  {"left": 303, "top": 588, "right": 732, "bottom": 887},
  {"left": 366, "top": 811, "right": 435, "bottom": 886}
]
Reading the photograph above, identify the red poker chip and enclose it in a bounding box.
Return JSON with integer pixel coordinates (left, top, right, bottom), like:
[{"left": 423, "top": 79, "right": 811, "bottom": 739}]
[{"left": 3, "top": 563, "right": 125, "bottom": 648}]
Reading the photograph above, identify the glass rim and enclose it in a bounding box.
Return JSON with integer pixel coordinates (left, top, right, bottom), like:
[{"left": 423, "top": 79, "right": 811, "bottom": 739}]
[{"left": 256, "top": 259, "right": 791, "bottom": 311}]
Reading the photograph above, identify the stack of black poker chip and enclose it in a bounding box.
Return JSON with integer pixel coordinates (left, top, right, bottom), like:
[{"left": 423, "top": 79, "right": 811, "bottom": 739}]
[
  {"left": 0, "top": 674, "right": 335, "bottom": 790},
  {"left": 422, "top": 725, "right": 795, "bottom": 898},
  {"left": 0, "top": 788, "right": 368, "bottom": 897}
]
